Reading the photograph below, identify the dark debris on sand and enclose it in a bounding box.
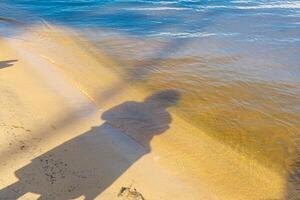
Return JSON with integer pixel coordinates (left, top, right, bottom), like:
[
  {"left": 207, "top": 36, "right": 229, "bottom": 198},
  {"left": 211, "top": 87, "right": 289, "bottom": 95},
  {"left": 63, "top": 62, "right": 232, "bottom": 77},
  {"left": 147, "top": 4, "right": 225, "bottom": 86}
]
[{"left": 118, "top": 186, "right": 145, "bottom": 200}]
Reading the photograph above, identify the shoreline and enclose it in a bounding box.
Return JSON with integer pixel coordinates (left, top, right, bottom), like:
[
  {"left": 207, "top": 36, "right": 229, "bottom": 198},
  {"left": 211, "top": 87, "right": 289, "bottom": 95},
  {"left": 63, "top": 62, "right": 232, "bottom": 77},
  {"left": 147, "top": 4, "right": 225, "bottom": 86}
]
[{"left": 0, "top": 25, "right": 285, "bottom": 199}]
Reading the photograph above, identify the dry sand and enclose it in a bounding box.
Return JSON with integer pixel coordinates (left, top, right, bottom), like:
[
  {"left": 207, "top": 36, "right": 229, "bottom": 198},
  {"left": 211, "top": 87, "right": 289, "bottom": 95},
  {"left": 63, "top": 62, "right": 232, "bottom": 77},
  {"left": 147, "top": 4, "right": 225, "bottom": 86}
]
[{"left": 0, "top": 25, "right": 286, "bottom": 199}]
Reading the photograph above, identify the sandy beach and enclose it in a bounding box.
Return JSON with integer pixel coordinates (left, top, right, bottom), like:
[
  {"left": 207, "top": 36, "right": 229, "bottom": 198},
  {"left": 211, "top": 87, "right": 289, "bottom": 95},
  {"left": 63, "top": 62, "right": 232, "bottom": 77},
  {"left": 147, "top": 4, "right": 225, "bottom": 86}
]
[{"left": 0, "top": 25, "right": 287, "bottom": 199}]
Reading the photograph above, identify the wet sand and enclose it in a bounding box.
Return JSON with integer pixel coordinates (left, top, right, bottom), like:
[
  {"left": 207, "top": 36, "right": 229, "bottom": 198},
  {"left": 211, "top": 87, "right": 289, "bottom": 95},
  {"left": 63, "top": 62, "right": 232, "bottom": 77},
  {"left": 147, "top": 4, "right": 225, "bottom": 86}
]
[{"left": 0, "top": 25, "right": 286, "bottom": 199}]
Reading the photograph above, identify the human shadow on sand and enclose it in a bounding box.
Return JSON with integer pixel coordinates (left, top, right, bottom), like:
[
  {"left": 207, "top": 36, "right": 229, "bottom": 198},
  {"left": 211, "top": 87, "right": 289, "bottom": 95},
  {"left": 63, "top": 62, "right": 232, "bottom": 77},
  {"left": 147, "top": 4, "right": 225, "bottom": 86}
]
[
  {"left": 0, "top": 89, "right": 180, "bottom": 200},
  {"left": 0, "top": 60, "right": 17, "bottom": 69}
]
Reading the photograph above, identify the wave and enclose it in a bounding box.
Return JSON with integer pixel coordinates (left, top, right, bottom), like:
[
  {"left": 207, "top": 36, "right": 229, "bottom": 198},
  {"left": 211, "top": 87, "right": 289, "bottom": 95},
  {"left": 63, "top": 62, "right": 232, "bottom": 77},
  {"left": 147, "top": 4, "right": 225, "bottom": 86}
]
[
  {"left": 123, "top": 7, "right": 191, "bottom": 11},
  {"left": 198, "top": 2, "right": 300, "bottom": 10},
  {"left": 138, "top": 1, "right": 176, "bottom": 5},
  {"left": 150, "top": 32, "right": 215, "bottom": 38},
  {"left": 149, "top": 32, "right": 239, "bottom": 38}
]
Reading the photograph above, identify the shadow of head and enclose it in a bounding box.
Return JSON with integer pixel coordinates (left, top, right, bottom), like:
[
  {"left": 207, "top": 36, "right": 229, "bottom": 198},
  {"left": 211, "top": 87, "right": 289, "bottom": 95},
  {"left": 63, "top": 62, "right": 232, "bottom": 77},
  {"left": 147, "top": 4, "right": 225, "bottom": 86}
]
[
  {"left": 144, "top": 89, "right": 181, "bottom": 108},
  {"left": 101, "top": 89, "right": 181, "bottom": 151},
  {"left": 0, "top": 60, "right": 18, "bottom": 69}
]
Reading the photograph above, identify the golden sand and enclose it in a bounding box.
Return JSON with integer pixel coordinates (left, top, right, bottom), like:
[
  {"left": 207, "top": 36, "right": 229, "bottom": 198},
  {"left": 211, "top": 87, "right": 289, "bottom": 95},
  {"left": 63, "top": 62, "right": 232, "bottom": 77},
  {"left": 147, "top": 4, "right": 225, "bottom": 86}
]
[{"left": 0, "top": 25, "right": 287, "bottom": 199}]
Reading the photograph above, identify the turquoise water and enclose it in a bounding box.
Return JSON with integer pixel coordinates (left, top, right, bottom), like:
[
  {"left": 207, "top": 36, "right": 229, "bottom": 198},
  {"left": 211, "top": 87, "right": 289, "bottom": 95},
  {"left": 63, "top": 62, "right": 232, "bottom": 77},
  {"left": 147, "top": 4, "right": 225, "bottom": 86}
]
[
  {"left": 2, "top": 0, "right": 299, "bottom": 82},
  {"left": 1, "top": 1, "right": 300, "bottom": 40},
  {"left": 1, "top": 0, "right": 300, "bottom": 172}
]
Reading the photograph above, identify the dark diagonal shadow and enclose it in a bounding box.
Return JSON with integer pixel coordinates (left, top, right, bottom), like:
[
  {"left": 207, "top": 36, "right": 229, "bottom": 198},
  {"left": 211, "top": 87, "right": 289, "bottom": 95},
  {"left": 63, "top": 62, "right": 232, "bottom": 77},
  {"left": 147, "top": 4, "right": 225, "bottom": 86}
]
[
  {"left": 0, "top": 17, "right": 19, "bottom": 24},
  {"left": 285, "top": 151, "right": 300, "bottom": 200},
  {"left": 0, "top": 89, "right": 180, "bottom": 200},
  {"left": 0, "top": 60, "right": 17, "bottom": 69}
]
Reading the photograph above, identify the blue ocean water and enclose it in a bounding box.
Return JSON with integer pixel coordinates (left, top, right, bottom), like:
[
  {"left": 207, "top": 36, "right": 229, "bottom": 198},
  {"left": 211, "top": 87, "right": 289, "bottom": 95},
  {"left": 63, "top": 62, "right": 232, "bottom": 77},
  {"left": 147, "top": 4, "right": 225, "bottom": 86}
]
[
  {"left": 1, "top": 1, "right": 300, "bottom": 82},
  {"left": 1, "top": 0, "right": 300, "bottom": 39}
]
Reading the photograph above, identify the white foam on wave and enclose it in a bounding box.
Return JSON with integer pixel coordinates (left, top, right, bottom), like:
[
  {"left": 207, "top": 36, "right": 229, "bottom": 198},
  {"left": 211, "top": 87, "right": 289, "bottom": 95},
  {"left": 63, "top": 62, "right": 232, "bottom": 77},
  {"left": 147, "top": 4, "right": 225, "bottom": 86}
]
[
  {"left": 178, "top": 0, "right": 200, "bottom": 2},
  {"left": 123, "top": 7, "right": 191, "bottom": 11},
  {"left": 237, "top": 2, "right": 300, "bottom": 9},
  {"left": 150, "top": 32, "right": 216, "bottom": 38},
  {"left": 198, "top": 2, "right": 300, "bottom": 10},
  {"left": 139, "top": 0, "right": 176, "bottom": 5},
  {"left": 231, "top": 0, "right": 254, "bottom": 3},
  {"left": 150, "top": 32, "right": 239, "bottom": 38}
]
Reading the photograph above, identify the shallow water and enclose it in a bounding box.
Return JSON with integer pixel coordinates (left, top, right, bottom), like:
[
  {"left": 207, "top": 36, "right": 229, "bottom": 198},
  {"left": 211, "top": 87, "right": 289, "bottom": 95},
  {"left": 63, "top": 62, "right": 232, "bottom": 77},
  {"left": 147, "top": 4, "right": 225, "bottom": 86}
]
[{"left": 1, "top": 0, "right": 300, "bottom": 173}]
